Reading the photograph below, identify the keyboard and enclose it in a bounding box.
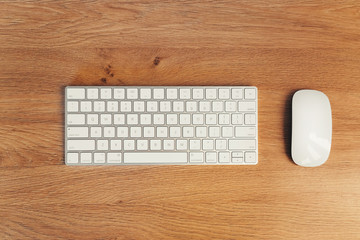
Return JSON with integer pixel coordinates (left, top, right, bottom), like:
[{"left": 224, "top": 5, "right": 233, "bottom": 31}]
[{"left": 65, "top": 86, "right": 258, "bottom": 165}]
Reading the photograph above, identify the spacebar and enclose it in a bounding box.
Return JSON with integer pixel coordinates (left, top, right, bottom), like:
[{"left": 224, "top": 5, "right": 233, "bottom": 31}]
[{"left": 124, "top": 153, "right": 188, "bottom": 164}]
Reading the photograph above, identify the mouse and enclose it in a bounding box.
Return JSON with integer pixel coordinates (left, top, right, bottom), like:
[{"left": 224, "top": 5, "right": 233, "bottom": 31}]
[{"left": 291, "top": 90, "right": 332, "bottom": 167}]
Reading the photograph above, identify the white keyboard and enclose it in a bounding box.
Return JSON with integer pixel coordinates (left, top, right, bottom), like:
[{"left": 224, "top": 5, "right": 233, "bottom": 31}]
[{"left": 65, "top": 86, "right": 258, "bottom": 165}]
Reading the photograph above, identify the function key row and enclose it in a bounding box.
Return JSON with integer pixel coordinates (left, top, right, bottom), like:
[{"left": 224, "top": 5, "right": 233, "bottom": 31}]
[{"left": 67, "top": 87, "right": 256, "bottom": 100}]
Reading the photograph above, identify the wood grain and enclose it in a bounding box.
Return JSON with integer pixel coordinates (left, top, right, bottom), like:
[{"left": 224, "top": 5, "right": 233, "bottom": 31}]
[{"left": 1, "top": 1, "right": 360, "bottom": 239}]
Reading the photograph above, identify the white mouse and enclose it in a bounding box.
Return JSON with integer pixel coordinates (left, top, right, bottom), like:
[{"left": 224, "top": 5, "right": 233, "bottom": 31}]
[{"left": 291, "top": 90, "right": 332, "bottom": 167}]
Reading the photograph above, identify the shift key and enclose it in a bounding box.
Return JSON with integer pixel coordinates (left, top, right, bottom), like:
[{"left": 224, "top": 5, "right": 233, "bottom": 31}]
[
  {"left": 67, "top": 140, "right": 95, "bottom": 150},
  {"left": 229, "top": 139, "right": 256, "bottom": 150}
]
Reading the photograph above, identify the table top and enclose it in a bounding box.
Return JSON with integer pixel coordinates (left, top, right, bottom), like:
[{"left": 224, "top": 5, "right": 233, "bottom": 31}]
[{"left": 1, "top": 1, "right": 360, "bottom": 239}]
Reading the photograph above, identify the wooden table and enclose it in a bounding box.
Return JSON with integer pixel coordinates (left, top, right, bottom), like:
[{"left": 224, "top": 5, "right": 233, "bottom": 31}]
[{"left": 1, "top": 1, "right": 360, "bottom": 239}]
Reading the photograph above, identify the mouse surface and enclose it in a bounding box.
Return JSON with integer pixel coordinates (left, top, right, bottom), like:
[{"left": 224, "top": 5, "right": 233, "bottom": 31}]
[{"left": 291, "top": 90, "right": 332, "bottom": 167}]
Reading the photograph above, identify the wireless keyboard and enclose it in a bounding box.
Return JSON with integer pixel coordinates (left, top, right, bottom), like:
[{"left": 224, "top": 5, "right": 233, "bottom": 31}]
[{"left": 65, "top": 86, "right": 258, "bottom": 165}]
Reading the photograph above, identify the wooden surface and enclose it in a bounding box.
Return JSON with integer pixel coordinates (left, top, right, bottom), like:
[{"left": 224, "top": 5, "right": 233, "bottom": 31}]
[{"left": 1, "top": 1, "right": 360, "bottom": 239}]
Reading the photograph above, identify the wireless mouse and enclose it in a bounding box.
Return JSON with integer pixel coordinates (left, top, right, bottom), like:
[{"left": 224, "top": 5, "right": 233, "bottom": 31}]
[{"left": 291, "top": 90, "right": 332, "bottom": 167}]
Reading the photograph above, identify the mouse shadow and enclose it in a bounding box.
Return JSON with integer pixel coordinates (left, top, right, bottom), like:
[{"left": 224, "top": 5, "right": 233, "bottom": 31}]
[{"left": 283, "top": 90, "right": 299, "bottom": 164}]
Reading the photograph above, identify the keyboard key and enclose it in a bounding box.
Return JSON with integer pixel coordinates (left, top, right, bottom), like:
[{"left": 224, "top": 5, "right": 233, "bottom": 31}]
[
  {"left": 245, "top": 152, "right": 256, "bottom": 163},
  {"left": 219, "top": 152, "right": 230, "bottom": 163},
  {"left": 120, "top": 101, "right": 132, "bottom": 112},
  {"left": 67, "top": 114, "right": 85, "bottom": 125},
  {"left": 164, "top": 140, "right": 175, "bottom": 150},
  {"left": 94, "top": 101, "right": 105, "bottom": 112},
  {"left": 169, "top": 127, "right": 181, "bottom": 137},
  {"left": 67, "top": 88, "right": 85, "bottom": 99},
  {"left": 232, "top": 152, "right": 243, "bottom": 158},
  {"left": 215, "top": 140, "right": 227, "bottom": 150},
  {"left": 231, "top": 88, "right": 243, "bottom": 99},
  {"left": 193, "top": 114, "right": 204, "bottom": 124},
  {"left": 80, "top": 153, "right": 92, "bottom": 163},
  {"left": 205, "top": 114, "right": 217, "bottom": 125},
  {"left": 167, "top": 89, "right": 178, "bottom": 99},
  {"left": 104, "top": 127, "right": 115, "bottom": 137},
  {"left": 127, "top": 89, "right": 138, "bottom": 99},
  {"left": 239, "top": 102, "right": 256, "bottom": 111},
  {"left": 91, "top": 127, "right": 102, "bottom": 137},
  {"left": 206, "top": 152, "right": 217, "bottom": 163},
  {"left": 137, "top": 140, "right": 148, "bottom": 150},
  {"left": 193, "top": 89, "right": 204, "bottom": 99},
  {"left": 67, "top": 127, "right": 88, "bottom": 138},
  {"left": 199, "top": 101, "right": 211, "bottom": 112},
  {"left": 114, "top": 89, "right": 125, "bottom": 99},
  {"left": 100, "top": 88, "right": 112, "bottom": 99},
  {"left": 160, "top": 101, "right": 171, "bottom": 112},
  {"left": 190, "top": 140, "right": 201, "bottom": 150},
  {"left": 87, "top": 88, "right": 98, "bottom": 99},
  {"left": 144, "top": 127, "right": 155, "bottom": 137},
  {"left": 153, "top": 89, "right": 165, "bottom": 99},
  {"left": 107, "top": 153, "right": 122, "bottom": 163},
  {"left": 235, "top": 127, "right": 256, "bottom": 138},
  {"left": 134, "top": 101, "right": 145, "bottom": 112},
  {"left": 209, "top": 126, "right": 220, "bottom": 137},
  {"left": 166, "top": 114, "right": 178, "bottom": 125},
  {"left": 186, "top": 102, "right": 197, "bottom": 112},
  {"left": 222, "top": 126, "right": 233, "bottom": 137},
  {"left": 101, "top": 114, "right": 112, "bottom": 125},
  {"left": 244, "top": 88, "right": 256, "bottom": 99},
  {"left": 219, "top": 88, "right": 230, "bottom": 99},
  {"left": 67, "top": 153, "right": 79, "bottom": 163},
  {"left": 140, "top": 114, "right": 151, "bottom": 125},
  {"left": 110, "top": 140, "right": 122, "bottom": 150},
  {"left": 117, "top": 127, "right": 128, "bottom": 137},
  {"left": 114, "top": 114, "right": 125, "bottom": 124},
  {"left": 124, "top": 140, "right": 135, "bottom": 150},
  {"left": 183, "top": 127, "right": 194, "bottom": 137},
  {"left": 67, "top": 140, "right": 95, "bottom": 151},
  {"left": 244, "top": 114, "right": 256, "bottom": 125},
  {"left": 196, "top": 126, "right": 207, "bottom": 137},
  {"left": 205, "top": 89, "right": 217, "bottom": 99},
  {"left": 67, "top": 101, "right": 78, "bottom": 112},
  {"left": 107, "top": 101, "right": 118, "bottom": 112},
  {"left": 153, "top": 114, "right": 165, "bottom": 124},
  {"left": 173, "top": 101, "right": 184, "bottom": 112},
  {"left": 157, "top": 127, "right": 168, "bottom": 137},
  {"left": 176, "top": 140, "right": 188, "bottom": 150},
  {"left": 180, "top": 89, "right": 191, "bottom": 99},
  {"left": 127, "top": 114, "right": 139, "bottom": 125},
  {"left": 219, "top": 114, "right": 230, "bottom": 125},
  {"left": 147, "top": 101, "right": 158, "bottom": 112},
  {"left": 80, "top": 101, "right": 92, "bottom": 112},
  {"left": 190, "top": 152, "right": 203, "bottom": 163},
  {"left": 232, "top": 157, "right": 243, "bottom": 163},
  {"left": 124, "top": 153, "right": 187, "bottom": 164},
  {"left": 228, "top": 139, "right": 256, "bottom": 150},
  {"left": 97, "top": 140, "right": 109, "bottom": 150},
  {"left": 212, "top": 102, "right": 223, "bottom": 112},
  {"left": 202, "top": 140, "right": 214, "bottom": 150},
  {"left": 180, "top": 114, "right": 191, "bottom": 124},
  {"left": 130, "top": 127, "right": 141, "bottom": 137},
  {"left": 140, "top": 89, "right": 151, "bottom": 99},
  {"left": 87, "top": 114, "right": 98, "bottom": 125},
  {"left": 94, "top": 153, "right": 105, "bottom": 163},
  {"left": 150, "top": 140, "right": 162, "bottom": 150},
  {"left": 225, "top": 101, "right": 237, "bottom": 112},
  {"left": 232, "top": 114, "right": 243, "bottom": 125}
]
